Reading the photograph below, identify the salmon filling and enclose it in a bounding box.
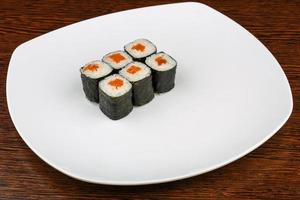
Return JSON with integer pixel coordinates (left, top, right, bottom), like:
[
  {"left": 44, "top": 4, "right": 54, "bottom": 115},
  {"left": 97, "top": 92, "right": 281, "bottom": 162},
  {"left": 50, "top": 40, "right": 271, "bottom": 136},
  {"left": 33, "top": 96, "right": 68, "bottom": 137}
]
[
  {"left": 131, "top": 43, "right": 145, "bottom": 52},
  {"left": 83, "top": 64, "right": 99, "bottom": 72},
  {"left": 155, "top": 56, "right": 167, "bottom": 65},
  {"left": 127, "top": 65, "right": 141, "bottom": 74},
  {"left": 109, "top": 53, "right": 126, "bottom": 63},
  {"left": 108, "top": 78, "right": 124, "bottom": 88}
]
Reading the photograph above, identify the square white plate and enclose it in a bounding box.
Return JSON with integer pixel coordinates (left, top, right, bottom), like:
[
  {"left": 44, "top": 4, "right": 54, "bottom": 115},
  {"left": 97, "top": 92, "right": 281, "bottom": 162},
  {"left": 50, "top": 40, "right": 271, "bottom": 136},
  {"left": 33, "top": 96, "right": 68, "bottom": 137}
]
[{"left": 7, "top": 2, "right": 293, "bottom": 185}]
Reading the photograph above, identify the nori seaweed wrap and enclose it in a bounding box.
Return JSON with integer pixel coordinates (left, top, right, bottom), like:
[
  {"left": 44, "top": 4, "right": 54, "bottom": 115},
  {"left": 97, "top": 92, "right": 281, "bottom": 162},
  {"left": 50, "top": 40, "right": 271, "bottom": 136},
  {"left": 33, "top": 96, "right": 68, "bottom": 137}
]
[{"left": 151, "top": 67, "right": 176, "bottom": 93}]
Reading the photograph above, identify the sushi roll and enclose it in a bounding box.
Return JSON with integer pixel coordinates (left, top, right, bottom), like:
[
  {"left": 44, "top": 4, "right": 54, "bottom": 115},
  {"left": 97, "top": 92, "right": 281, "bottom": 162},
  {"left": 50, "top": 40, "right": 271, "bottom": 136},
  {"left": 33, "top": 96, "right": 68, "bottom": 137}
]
[
  {"left": 124, "top": 39, "right": 157, "bottom": 62},
  {"left": 80, "top": 60, "right": 113, "bottom": 102},
  {"left": 99, "top": 74, "right": 133, "bottom": 120},
  {"left": 119, "top": 62, "right": 154, "bottom": 106},
  {"left": 102, "top": 50, "right": 133, "bottom": 72},
  {"left": 145, "top": 52, "right": 177, "bottom": 93}
]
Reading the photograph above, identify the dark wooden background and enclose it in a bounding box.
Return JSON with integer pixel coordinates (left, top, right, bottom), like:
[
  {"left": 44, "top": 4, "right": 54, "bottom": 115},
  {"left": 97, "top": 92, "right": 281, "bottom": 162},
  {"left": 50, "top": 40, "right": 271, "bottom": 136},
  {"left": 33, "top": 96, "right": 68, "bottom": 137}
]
[{"left": 0, "top": 0, "right": 299, "bottom": 199}]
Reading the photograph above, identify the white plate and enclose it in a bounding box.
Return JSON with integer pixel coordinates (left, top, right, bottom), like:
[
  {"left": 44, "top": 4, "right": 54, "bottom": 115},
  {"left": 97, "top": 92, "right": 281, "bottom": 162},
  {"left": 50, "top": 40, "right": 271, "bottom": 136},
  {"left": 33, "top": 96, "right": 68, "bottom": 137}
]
[{"left": 7, "top": 2, "right": 293, "bottom": 185}]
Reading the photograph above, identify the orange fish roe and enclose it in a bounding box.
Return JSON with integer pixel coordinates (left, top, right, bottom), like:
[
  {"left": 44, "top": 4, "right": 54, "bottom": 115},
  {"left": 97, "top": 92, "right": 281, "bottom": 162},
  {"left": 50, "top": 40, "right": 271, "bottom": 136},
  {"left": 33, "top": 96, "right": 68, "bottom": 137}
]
[
  {"left": 155, "top": 56, "right": 167, "bottom": 65},
  {"left": 109, "top": 53, "right": 126, "bottom": 63},
  {"left": 83, "top": 64, "right": 99, "bottom": 72},
  {"left": 108, "top": 78, "right": 124, "bottom": 88},
  {"left": 131, "top": 43, "right": 145, "bottom": 52},
  {"left": 127, "top": 65, "right": 141, "bottom": 74}
]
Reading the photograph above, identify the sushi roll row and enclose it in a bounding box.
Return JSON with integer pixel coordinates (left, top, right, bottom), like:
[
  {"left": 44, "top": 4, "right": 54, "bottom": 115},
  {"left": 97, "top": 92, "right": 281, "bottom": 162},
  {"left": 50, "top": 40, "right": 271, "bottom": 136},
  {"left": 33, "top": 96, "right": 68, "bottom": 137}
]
[{"left": 80, "top": 39, "right": 177, "bottom": 120}]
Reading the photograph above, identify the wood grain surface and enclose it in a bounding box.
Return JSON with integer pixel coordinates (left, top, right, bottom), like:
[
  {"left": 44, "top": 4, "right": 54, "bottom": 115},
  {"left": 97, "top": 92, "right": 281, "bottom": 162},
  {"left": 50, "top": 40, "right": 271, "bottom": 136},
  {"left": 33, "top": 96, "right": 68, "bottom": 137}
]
[{"left": 0, "top": 0, "right": 299, "bottom": 199}]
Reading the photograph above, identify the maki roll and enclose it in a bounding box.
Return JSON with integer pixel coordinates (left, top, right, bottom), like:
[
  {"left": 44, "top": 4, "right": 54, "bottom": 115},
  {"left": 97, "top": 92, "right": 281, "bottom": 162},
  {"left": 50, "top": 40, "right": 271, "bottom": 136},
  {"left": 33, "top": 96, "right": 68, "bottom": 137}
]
[
  {"left": 124, "top": 39, "right": 157, "bottom": 62},
  {"left": 119, "top": 62, "right": 154, "bottom": 106},
  {"left": 145, "top": 52, "right": 177, "bottom": 93},
  {"left": 99, "top": 74, "right": 133, "bottom": 120},
  {"left": 102, "top": 50, "right": 132, "bottom": 72},
  {"left": 80, "top": 61, "right": 113, "bottom": 102}
]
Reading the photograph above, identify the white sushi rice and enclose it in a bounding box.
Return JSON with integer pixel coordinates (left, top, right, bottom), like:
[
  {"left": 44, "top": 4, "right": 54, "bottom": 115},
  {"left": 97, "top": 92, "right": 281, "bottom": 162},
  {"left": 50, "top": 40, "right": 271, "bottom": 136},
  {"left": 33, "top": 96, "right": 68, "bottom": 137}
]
[
  {"left": 99, "top": 74, "right": 132, "bottom": 97},
  {"left": 102, "top": 50, "right": 133, "bottom": 69},
  {"left": 80, "top": 60, "right": 112, "bottom": 79},
  {"left": 124, "top": 39, "right": 156, "bottom": 59},
  {"left": 145, "top": 52, "right": 177, "bottom": 71},
  {"left": 119, "top": 62, "right": 151, "bottom": 82}
]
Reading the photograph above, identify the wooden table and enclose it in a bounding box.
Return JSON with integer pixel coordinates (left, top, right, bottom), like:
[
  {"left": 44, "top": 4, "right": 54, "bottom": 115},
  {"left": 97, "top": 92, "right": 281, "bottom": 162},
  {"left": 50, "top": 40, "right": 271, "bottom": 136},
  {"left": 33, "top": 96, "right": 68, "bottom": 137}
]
[{"left": 0, "top": 0, "right": 299, "bottom": 199}]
